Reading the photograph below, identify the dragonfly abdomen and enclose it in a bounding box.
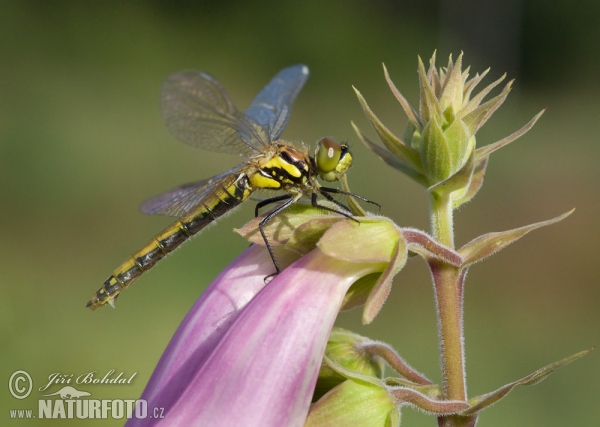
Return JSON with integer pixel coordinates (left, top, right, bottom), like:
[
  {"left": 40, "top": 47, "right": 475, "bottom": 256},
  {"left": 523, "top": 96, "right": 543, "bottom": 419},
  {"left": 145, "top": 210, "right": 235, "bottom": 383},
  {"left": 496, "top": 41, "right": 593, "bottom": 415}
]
[{"left": 87, "top": 174, "right": 253, "bottom": 310}]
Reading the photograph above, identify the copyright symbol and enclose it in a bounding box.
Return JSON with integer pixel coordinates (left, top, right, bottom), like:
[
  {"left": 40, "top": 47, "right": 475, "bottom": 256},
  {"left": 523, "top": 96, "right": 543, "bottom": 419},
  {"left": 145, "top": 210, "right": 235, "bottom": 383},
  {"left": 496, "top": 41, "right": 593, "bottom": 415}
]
[{"left": 9, "top": 370, "right": 32, "bottom": 399}]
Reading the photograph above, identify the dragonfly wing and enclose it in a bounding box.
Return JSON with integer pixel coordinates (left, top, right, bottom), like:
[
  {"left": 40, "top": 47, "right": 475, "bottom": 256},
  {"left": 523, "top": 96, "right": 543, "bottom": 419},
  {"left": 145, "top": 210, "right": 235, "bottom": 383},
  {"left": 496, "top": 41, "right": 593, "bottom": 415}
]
[
  {"left": 140, "top": 166, "right": 246, "bottom": 217},
  {"left": 244, "top": 64, "right": 309, "bottom": 141},
  {"left": 161, "top": 71, "right": 269, "bottom": 156}
]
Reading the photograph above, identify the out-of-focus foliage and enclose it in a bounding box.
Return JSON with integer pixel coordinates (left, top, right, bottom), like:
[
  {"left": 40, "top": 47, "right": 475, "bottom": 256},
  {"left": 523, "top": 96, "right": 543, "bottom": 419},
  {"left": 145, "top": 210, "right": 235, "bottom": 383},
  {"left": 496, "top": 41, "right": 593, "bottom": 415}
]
[{"left": 0, "top": 1, "right": 598, "bottom": 426}]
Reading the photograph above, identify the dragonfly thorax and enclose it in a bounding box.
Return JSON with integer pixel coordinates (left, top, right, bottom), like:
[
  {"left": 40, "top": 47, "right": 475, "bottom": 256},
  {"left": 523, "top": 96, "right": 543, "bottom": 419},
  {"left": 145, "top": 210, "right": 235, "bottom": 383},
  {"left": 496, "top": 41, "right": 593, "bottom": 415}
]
[{"left": 249, "top": 142, "right": 313, "bottom": 190}]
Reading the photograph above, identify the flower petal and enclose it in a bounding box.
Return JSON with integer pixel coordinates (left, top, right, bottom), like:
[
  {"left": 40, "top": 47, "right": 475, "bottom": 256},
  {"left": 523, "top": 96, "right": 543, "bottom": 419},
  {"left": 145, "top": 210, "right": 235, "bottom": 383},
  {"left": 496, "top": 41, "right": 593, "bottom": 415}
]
[
  {"left": 151, "top": 249, "right": 378, "bottom": 427},
  {"left": 127, "top": 245, "right": 273, "bottom": 426}
]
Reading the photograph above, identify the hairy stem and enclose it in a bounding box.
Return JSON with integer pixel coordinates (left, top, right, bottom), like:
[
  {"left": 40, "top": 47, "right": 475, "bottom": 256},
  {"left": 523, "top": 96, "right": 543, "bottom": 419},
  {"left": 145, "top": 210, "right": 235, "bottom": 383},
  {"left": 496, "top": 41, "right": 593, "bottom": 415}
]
[{"left": 429, "top": 192, "right": 472, "bottom": 427}]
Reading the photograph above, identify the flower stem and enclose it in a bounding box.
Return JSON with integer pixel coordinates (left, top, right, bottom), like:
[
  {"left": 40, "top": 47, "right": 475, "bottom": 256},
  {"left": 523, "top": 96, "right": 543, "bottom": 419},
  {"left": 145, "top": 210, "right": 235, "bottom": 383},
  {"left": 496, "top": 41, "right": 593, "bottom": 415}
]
[{"left": 429, "top": 192, "right": 470, "bottom": 426}]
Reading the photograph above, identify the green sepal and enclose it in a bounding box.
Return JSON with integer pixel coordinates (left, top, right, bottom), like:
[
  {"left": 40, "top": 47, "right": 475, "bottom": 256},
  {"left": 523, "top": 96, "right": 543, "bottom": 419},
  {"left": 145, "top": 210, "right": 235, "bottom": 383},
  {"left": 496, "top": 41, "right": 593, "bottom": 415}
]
[
  {"left": 352, "top": 89, "right": 424, "bottom": 174},
  {"left": 352, "top": 122, "right": 427, "bottom": 186},
  {"left": 452, "top": 110, "right": 544, "bottom": 208},
  {"left": 475, "top": 109, "right": 545, "bottom": 159},
  {"left": 443, "top": 117, "right": 471, "bottom": 169},
  {"left": 428, "top": 145, "right": 475, "bottom": 200},
  {"left": 417, "top": 56, "right": 442, "bottom": 124},
  {"left": 438, "top": 53, "right": 464, "bottom": 113},
  {"left": 451, "top": 154, "right": 488, "bottom": 208},
  {"left": 462, "top": 68, "right": 490, "bottom": 105},
  {"left": 460, "top": 73, "right": 506, "bottom": 118},
  {"left": 462, "top": 79, "right": 513, "bottom": 135},
  {"left": 421, "top": 118, "right": 452, "bottom": 184},
  {"left": 461, "top": 348, "right": 594, "bottom": 416},
  {"left": 459, "top": 210, "right": 574, "bottom": 268},
  {"left": 383, "top": 63, "right": 421, "bottom": 128}
]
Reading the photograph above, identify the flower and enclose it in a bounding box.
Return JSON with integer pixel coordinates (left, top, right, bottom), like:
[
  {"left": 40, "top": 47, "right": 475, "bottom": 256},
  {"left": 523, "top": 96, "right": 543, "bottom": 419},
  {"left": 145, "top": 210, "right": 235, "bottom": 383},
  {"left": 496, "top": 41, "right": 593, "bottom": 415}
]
[{"left": 128, "top": 242, "right": 380, "bottom": 426}]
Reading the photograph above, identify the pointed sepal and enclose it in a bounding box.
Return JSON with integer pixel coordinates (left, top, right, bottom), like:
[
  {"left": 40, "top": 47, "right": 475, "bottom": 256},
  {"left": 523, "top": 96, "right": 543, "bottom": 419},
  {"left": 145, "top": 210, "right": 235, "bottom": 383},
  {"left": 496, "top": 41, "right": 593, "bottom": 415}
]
[
  {"left": 352, "top": 89, "right": 424, "bottom": 174},
  {"left": 476, "top": 110, "right": 545, "bottom": 159},
  {"left": 352, "top": 122, "right": 427, "bottom": 185},
  {"left": 461, "top": 348, "right": 594, "bottom": 416},
  {"left": 459, "top": 210, "right": 574, "bottom": 267}
]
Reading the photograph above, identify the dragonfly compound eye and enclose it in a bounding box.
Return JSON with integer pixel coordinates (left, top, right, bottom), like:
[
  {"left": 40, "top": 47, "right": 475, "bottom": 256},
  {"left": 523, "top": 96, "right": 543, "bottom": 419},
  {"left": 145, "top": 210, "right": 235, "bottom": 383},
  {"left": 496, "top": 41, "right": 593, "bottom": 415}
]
[{"left": 315, "top": 137, "right": 353, "bottom": 182}]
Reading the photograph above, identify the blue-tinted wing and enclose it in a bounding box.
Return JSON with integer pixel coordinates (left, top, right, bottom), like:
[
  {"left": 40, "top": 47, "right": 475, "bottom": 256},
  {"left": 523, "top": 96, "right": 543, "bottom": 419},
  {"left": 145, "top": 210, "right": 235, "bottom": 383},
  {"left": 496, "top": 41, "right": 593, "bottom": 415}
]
[
  {"left": 161, "top": 71, "right": 269, "bottom": 156},
  {"left": 244, "top": 64, "right": 309, "bottom": 141},
  {"left": 140, "top": 166, "right": 246, "bottom": 217}
]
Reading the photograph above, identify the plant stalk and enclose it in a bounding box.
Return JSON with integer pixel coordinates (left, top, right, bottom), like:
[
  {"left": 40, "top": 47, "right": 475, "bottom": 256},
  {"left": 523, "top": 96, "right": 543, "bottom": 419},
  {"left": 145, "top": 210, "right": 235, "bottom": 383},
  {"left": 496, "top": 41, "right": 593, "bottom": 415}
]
[{"left": 429, "top": 192, "right": 472, "bottom": 427}]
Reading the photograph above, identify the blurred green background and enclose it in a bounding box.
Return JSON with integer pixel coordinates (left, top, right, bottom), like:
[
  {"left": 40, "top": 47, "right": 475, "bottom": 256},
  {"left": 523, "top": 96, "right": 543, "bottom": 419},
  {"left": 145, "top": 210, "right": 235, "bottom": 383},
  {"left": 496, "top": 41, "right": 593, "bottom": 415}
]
[{"left": 1, "top": 1, "right": 598, "bottom": 425}]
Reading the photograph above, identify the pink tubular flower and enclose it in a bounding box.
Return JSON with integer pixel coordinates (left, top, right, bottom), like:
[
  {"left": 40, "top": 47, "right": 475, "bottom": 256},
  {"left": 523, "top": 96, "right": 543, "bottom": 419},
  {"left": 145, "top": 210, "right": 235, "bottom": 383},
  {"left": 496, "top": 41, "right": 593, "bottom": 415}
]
[{"left": 128, "top": 244, "right": 378, "bottom": 427}]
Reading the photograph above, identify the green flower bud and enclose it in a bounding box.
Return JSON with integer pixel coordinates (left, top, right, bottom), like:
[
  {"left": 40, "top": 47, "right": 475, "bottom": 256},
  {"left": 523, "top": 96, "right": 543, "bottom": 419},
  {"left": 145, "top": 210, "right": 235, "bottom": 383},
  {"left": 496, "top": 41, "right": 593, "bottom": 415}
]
[
  {"left": 313, "top": 328, "right": 384, "bottom": 401},
  {"left": 354, "top": 51, "right": 534, "bottom": 205},
  {"left": 307, "top": 380, "right": 400, "bottom": 427}
]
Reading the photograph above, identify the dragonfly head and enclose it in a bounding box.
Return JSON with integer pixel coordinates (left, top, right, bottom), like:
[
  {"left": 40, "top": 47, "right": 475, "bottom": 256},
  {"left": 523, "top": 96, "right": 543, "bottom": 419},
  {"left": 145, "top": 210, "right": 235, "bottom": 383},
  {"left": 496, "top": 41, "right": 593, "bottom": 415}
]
[{"left": 314, "top": 137, "right": 352, "bottom": 182}]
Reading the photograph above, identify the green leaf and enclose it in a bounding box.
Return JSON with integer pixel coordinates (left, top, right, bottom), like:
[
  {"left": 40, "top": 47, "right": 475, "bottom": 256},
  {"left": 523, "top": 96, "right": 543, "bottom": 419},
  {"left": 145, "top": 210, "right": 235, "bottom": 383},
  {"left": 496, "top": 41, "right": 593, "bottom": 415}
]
[
  {"left": 459, "top": 210, "right": 575, "bottom": 267},
  {"left": 461, "top": 348, "right": 594, "bottom": 416},
  {"left": 352, "top": 122, "right": 427, "bottom": 186},
  {"left": 353, "top": 90, "right": 424, "bottom": 174}
]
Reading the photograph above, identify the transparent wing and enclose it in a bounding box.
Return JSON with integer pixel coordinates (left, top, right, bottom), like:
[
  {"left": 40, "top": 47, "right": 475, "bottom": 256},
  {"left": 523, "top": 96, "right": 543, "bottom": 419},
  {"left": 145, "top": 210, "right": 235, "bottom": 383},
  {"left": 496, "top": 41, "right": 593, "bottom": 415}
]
[
  {"left": 161, "top": 71, "right": 269, "bottom": 156},
  {"left": 244, "top": 64, "right": 309, "bottom": 141},
  {"left": 140, "top": 166, "right": 246, "bottom": 217}
]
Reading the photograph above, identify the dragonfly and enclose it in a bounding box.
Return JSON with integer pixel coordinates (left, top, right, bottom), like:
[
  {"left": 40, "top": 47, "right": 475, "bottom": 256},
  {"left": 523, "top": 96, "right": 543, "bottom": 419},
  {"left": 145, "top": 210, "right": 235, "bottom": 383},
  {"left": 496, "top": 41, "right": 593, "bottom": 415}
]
[{"left": 87, "top": 64, "right": 373, "bottom": 310}]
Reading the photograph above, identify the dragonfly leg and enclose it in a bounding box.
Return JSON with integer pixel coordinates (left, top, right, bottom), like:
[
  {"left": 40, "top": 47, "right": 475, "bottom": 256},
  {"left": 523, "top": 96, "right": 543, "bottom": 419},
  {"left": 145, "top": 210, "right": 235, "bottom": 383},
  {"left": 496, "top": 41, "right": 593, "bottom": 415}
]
[
  {"left": 319, "top": 187, "right": 381, "bottom": 211},
  {"left": 318, "top": 190, "right": 353, "bottom": 214},
  {"left": 258, "top": 196, "right": 297, "bottom": 277},
  {"left": 255, "top": 194, "right": 293, "bottom": 217},
  {"left": 311, "top": 193, "right": 359, "bottom": 224}
]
